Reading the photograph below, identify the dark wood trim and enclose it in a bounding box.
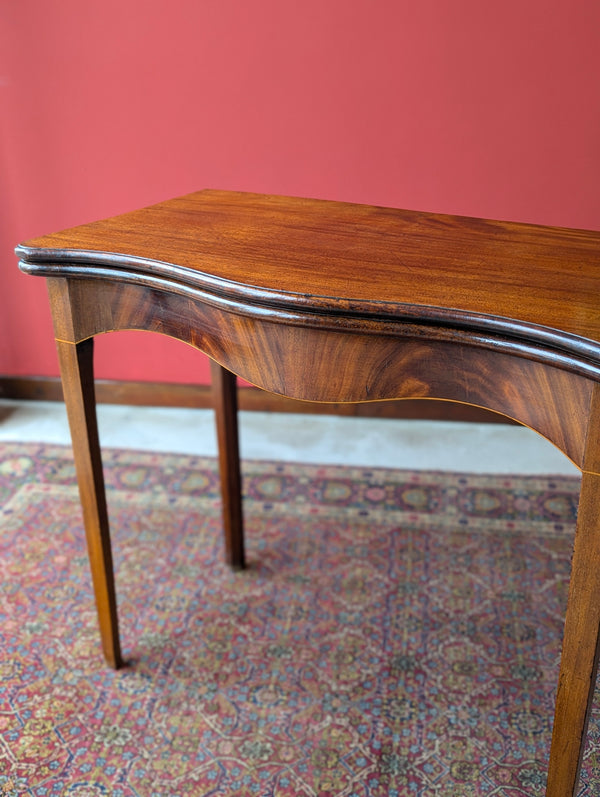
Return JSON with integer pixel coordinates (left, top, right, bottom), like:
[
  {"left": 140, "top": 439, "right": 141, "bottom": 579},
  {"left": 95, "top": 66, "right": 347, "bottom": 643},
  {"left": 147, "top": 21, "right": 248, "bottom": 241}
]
[
  {"left": 0, "top": 375, "right": 514, "bottom": 424},
  {"left": 0, "top": 376, "right": 64, "bottom": 402}
]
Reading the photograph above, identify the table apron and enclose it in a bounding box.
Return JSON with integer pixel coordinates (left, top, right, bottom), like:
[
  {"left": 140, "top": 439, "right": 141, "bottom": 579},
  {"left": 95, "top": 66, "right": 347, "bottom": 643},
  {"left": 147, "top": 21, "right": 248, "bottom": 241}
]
[{"left": 47, "top": 276, "right": 595, "bottom": 471}]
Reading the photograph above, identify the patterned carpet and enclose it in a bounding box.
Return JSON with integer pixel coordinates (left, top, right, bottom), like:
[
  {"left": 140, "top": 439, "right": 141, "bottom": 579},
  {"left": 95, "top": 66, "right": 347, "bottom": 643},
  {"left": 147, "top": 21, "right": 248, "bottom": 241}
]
[{"left": 0, "top": 441, "right": 599, "bottom": 796}]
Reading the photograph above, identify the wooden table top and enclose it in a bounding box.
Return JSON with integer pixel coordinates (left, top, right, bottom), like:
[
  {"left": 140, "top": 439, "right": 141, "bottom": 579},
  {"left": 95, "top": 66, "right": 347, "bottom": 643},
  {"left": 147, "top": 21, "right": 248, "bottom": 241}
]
[
  {"left": 17, "top": 190, "right": 600, "bottom": 797},
  {"left": 17, "top": 189, "right": 600, "bottom": 350}
]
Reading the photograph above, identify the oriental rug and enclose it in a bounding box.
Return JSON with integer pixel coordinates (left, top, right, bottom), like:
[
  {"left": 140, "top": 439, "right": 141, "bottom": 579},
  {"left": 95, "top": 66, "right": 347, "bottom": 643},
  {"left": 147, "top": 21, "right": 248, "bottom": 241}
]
[{"left": 0, "top": 442, "right": 599, "bottom": 796}]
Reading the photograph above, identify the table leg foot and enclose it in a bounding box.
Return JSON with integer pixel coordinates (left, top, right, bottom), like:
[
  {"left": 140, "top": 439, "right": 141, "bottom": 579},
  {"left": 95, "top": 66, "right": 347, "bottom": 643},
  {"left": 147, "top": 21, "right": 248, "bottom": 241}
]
[
  {"left": 56, "top": 337, "right": 124, "bottom": 669},
  {"left": 546, "top": 470, "right": 600, "bottom": 795},
  {"left": 211, "top": 359, "right": 245, "bottom": 569}
]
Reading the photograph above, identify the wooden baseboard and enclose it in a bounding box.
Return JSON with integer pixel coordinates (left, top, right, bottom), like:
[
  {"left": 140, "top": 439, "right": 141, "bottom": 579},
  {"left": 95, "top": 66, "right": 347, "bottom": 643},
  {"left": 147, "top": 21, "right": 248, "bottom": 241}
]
[{"left": 0, "top": 375, "right": 514, "bottom": 424}]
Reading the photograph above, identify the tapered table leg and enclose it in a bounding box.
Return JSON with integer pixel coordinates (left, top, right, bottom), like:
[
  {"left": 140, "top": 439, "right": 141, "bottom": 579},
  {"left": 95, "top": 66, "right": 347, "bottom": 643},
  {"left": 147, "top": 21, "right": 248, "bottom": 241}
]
[
  {"left": 210, "top": 360, "right": 245, "bottom": 570},
  {"left": 546, "top": 469, "right": 600, "bottom": 795},
  {"left": 56, "top": 337, "right": 123, "bottom": 669}
]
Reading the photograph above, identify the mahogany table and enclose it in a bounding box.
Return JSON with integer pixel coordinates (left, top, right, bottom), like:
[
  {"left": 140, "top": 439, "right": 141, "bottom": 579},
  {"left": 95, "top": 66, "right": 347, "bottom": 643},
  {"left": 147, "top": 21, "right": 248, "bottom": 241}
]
[{"left": 16, "top": 190, "right": 600, "bottom": 795}]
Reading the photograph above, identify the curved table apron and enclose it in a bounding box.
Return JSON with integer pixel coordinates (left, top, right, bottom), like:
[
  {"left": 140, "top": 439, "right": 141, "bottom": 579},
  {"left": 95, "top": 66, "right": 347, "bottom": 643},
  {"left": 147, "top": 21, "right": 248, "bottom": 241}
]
[{"left": 16, "top": 190, "right": 600, "bottom": 797}]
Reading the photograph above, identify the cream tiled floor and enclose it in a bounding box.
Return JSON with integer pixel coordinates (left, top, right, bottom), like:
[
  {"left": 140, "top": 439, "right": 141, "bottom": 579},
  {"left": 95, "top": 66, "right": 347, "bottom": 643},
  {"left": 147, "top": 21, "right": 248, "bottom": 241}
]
[{"left": 0, "top": 399, "right": 579, "bottom": 475}]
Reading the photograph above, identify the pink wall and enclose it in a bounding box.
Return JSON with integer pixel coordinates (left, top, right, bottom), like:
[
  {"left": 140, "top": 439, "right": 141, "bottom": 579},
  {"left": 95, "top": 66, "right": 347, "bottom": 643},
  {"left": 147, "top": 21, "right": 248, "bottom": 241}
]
[{"left": 2, "top": 0, "right": 599, "bottom": 385}]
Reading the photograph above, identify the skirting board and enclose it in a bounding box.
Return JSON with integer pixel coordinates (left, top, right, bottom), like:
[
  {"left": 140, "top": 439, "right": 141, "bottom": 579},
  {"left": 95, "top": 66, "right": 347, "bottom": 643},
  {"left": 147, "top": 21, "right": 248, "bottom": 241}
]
[{"left": 0, "top": 376, "right": 514, "bottom": 424}]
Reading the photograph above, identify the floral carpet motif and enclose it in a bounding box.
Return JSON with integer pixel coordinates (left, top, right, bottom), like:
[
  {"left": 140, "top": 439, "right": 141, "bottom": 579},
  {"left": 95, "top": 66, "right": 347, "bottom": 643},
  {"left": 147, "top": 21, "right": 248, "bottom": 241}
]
[{"left": 0, "top": 442, "right": 598, "bottom": 795}]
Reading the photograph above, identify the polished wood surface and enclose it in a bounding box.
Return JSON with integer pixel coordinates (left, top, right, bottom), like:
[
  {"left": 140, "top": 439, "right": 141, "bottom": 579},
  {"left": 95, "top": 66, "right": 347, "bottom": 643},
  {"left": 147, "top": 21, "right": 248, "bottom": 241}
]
[
  {"left": 53, "top": 333, "right": 123, "bottom": 669},
  {"left": 16, "top": 191, "right": 600, "bottom": 796},
  {"left": 210, "top": 360, "right": 245, "bottom": 570},
  {"left": 24, "top": 273, "right": 596, "bottom": 469},
  {"left": 18, "top": 190, "right": 600, "bottom": 347}
]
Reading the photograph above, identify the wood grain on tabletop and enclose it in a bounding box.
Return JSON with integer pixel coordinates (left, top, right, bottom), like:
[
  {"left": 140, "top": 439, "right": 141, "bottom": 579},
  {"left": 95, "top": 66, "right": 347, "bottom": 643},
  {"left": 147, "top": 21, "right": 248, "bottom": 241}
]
[{"left": 19, "top": 190, "right": 600, "bottom": 343}]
